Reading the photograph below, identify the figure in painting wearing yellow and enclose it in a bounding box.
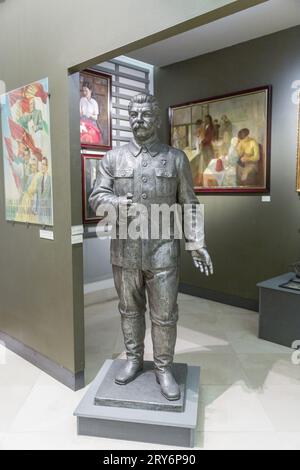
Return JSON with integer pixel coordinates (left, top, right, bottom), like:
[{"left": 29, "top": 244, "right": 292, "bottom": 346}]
[
  {"left": 202, "top": 130, "right": 260, "bottom": 188},
  {"left": 236, "top": 128, "right": 260, "bottom": 186}
]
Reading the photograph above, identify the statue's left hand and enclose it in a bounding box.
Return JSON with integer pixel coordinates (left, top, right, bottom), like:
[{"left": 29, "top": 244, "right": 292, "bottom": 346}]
[{"left": 191, "top": 248, "right": 214, "bottom": 276}]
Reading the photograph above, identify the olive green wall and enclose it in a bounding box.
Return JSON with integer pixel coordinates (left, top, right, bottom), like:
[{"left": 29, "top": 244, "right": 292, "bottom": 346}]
[
  {"left": 155, "top": 25, "right": 300, "bottom": 305},
  {"left": 0, "top": 0, "right": 259, "bottom": 377}
]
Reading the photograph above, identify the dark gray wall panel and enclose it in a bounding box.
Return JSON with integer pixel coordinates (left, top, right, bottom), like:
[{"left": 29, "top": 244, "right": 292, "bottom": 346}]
[{"left": 155, "top": 25, "right": 300, "bottom": 303}]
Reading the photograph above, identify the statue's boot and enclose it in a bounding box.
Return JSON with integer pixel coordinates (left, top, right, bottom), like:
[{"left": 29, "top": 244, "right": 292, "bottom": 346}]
[
  {"left": 152, "top": 323, "right": 180, "bottom": 401},
  {"left": 115, "top": 314, "right": 145, "bottom": 385}
]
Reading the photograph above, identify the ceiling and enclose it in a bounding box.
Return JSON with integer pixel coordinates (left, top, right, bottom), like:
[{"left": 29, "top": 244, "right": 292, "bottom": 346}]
[{"left": 128, "top": 0, "right": 300, "bottom": 67}]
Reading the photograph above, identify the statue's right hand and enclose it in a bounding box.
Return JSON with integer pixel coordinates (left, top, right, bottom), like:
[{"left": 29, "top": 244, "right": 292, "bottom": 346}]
[
  {"left": 119, "top": 193, "right": 133, "bottom": 207},
  {"left": 118, "top": 194, "right": 134, "bottom": 219}
]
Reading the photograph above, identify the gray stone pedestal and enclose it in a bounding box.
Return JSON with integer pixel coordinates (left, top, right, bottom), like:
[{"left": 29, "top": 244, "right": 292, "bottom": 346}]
[
  {"left": 258, "top": 273, "right": 300, "bottom": 348},
  {"left": 94, "top": 360, "right": 187, "bottom": 412},
  {"left": 74, "top": 359, "right": 200, "bottom": 448}
]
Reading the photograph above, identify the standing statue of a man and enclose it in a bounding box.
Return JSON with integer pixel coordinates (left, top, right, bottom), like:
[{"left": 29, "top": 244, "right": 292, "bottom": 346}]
[{"left": 90, "top": 93, "right": 213, "bottom": 401}]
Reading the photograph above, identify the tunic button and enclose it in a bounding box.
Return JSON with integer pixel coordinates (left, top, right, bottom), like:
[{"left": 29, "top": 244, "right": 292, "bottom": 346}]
[
  {"left": 142, "top": 193, "right": 147, "bottom": 199},
  {"left": 142, "top": 177, "right": 147, "bottom": 183},
  {"left": 143, "top": 162, "right": 148, "bottom": 167}
]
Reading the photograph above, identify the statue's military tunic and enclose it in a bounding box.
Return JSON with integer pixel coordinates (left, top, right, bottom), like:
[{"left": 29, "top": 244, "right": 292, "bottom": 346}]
[{"left": 89, "top": 137, "right": 205, "bottom": 370}]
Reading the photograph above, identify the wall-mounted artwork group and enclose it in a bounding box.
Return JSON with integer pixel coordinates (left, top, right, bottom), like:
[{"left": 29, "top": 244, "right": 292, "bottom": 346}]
[
  {"left": 0, "top": 78, "right": 53, "bottom": 226},
  {"left": 169, "top": 86, "right": 271, "bottom": 194},
  {"left": 80, "top": 68, "right": 112, "bottom": 224}
]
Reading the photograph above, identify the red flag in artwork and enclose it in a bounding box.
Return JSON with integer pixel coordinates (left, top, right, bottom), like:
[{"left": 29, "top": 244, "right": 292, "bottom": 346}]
[
  {"left": 8, "top": 118, "right": 24, "bottom": 141},
  {"left": 20, "top": 98, "right": 32, "bottom": 113},
  {"left": 8, "top": 82, "right": 48, "bottom": 113},
  {"left": 8, "top": 118, "right": 43, "bottom": 161},
  {"left": 4, "top": 137, "right": 14, "bottom": 163},
  {"left": 4, "top": 137, "right": 22, "bottom": 191},
  {"left": 25, "top": 82, "right": 48, "bottom": 104},
  {"left": 23, "top": 132, "right": 43, "bottom": 161},
  {"left": 9, "top": 92, "right": 31, "bottom": 113},
  {"left": 8, "top": 89, "right": 25, "bottom": 108}
]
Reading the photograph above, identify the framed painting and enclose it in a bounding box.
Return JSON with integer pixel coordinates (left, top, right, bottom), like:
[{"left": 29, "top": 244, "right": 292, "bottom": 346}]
[
  {"left": 82, "top": 153, "right": 104, "bottom": 224},
  {"left": 0, "top": 78, "right": 54, "bottom": 226},
  {"left": 169, "top": 86, "right": 272, "bottom": 194},
  {"left": 80, "top": 69, "right": 112, "bottom": 151}
]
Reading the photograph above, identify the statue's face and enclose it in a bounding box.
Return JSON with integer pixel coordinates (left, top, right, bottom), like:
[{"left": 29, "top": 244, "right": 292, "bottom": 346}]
[{"left": 129, "top": 102, "right": 160, "bottom": 142}]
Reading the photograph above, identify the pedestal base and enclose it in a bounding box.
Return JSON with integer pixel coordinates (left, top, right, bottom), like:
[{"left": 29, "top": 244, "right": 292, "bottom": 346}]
[
  {"left": 94, "top": 360, "right": 187, "bottom": 412},
  {"left": 74, "top": 360, "right": 200, "bottom": 448},
  {"left": 258, "top": 273, "right": 300, "bottom": 348}
]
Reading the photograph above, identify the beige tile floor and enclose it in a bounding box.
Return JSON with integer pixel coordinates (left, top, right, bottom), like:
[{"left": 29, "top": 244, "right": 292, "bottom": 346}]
[{"left": 0, "top": 293, "right": 300, "bottom": 450}]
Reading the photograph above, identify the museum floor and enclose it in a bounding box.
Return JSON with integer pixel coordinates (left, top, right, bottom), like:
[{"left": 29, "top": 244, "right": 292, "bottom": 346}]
[{"left": 0, "top": 293, "right": 299, "bottom": 450}]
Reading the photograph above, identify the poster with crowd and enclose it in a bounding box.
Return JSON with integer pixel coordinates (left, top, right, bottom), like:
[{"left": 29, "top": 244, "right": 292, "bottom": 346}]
[{"left": 0, "top": 78, "right": 53, "bottom": 225}]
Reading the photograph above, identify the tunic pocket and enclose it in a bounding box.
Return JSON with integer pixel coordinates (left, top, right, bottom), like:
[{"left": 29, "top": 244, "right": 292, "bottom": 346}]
[
  {"left": 114, "top": 168, "right": 134, "bottom": 196},
  {"left": 155, "top": 168, "right": 177, "bottom": 196}
]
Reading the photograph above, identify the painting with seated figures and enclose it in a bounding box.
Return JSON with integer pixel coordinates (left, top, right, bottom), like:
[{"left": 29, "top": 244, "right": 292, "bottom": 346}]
[{"left": 169, "top": 86, "right": 271, "bottom": 194}]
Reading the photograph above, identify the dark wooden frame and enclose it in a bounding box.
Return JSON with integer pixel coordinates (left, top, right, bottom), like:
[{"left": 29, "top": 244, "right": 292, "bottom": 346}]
[
  {"left": 80, "top": 69, "right": 112, "bottom": 151},
  {"left": 81, "top": 153, "right": 105, "bottom": 224},
  {"left": 169, "top": 85, "right": 272, "bottom": 194}
]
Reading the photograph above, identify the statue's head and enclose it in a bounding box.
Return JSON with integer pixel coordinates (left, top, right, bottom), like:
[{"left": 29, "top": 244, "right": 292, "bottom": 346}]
[{"left": 128, "top": 93, "right": 161, "bottom": 142}]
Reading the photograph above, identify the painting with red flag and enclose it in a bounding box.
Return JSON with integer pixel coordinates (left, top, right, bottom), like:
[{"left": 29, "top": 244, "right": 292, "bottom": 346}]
[{"left": 0, "top": 78, "right": 53, "bottom": 225}]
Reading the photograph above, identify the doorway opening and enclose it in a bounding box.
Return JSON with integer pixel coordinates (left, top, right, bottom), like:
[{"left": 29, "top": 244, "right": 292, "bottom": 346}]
[{"left": 67, "top": 0, "right": 300, "bottom": 385}]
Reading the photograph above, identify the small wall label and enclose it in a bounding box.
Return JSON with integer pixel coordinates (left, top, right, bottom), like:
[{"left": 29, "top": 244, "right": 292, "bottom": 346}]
[{"left": 40, "top": 230, "right": 54, "bottom": 240}]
